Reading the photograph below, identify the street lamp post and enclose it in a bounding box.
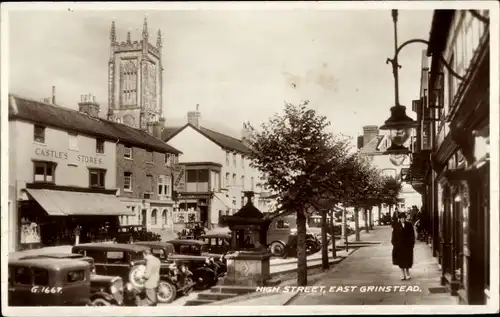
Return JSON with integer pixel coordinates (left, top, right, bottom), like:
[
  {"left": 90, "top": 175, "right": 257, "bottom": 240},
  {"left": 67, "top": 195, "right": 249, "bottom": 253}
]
[
  {"left": 380, "top": 9, "right": 489, "bottom": 299},
  {"left": 379, "top": 9, "right": 477, "bottom": 155}
]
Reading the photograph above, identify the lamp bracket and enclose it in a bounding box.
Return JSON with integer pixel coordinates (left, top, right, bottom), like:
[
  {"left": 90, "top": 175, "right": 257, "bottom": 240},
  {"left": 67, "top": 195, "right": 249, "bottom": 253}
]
[{"left": 388, "top": 38, "right": 465, "bottom": 81}]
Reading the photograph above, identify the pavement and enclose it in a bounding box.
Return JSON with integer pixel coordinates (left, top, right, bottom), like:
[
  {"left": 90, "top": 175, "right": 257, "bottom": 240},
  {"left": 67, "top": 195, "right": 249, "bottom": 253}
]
[{"left": 223, "top": 226, "right": 458, "bottom": 305}]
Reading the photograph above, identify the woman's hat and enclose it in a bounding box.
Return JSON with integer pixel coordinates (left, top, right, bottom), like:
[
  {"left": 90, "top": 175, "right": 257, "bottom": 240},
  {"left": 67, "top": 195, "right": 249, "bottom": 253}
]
[{"left": 398, "top": 212, "right": 406, "bottom": 218}]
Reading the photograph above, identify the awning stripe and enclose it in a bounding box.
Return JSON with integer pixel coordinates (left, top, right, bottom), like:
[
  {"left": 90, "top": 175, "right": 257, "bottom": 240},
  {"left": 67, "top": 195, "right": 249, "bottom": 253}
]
[{"left": 25, "top": 188, "right": 133, "bottom": 216}]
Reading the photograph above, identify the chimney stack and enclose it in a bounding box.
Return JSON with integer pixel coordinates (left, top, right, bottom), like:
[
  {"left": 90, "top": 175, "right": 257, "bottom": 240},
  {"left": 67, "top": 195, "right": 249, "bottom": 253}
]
[
  {"left": 357, "top": 135, "right": 364, "bottom": 149},
  {"left": 187, "top": 104, "right": 201, "bottom": 128},
  {"left": 51, "top": 86, "right": 56, "bottom": 104},
  {"left": 147, "top": 117, "right": 165, "bottom": 139},
  {"left": 241, "top": 121, "right": 253, "bottom": 145},
  {"left": 362, "top": 125, "right": 379, "bottom": 148},
  {"left": 78, "top": 93, "right": 101, "bottom": 118}
]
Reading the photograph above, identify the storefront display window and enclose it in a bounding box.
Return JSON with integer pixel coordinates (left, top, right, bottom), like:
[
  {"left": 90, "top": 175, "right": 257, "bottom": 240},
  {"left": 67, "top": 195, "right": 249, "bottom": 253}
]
[{"left": 20, "top": 216, "right": 41, "bottom": 244}]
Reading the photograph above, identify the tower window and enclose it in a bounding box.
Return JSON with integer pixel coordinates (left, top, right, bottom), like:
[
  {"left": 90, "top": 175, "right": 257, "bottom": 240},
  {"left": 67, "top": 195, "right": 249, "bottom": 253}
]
[{"left": 119, "top": 59, "right": 138, "bottom": 107}]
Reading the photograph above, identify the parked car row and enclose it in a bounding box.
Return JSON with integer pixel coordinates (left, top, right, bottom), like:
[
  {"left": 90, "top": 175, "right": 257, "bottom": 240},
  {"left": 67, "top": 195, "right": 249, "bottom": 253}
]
[{"left": 8, "top": 235, "right": 231, "bottom": 307}]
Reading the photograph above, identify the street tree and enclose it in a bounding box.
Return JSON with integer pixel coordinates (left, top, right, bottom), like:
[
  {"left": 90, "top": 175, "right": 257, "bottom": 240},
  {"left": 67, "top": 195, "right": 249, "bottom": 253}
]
[
  {"left": 309, "top": 134, "right": 353, "bottom": 269},
  {"left": 339, "top": 153, "right": 380, "bottom": 241},
  {"left": 247, "top": 100, "right": 340, "bottom": 286},
  {"left": 379, "top": 176, "right": 403, "bottom": 220}
]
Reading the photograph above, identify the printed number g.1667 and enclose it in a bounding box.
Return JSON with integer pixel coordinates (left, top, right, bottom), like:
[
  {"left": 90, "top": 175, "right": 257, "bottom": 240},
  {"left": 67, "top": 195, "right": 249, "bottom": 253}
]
[{"left": 31, "top": 286, "right": 62, "bottom": 294}]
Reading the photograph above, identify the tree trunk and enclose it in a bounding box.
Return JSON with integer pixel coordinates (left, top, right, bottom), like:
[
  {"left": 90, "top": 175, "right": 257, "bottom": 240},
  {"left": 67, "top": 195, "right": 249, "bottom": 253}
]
[
  {"left": 296, "top": 209, "right": 307, "bottom": 286},
  {"left": 364, "top": 208, "right": 369, "bottom": 233},
  {"left": 369, "top": 207, "right": 374, "bottom": 230},
  {"left": 389, "top": 204, "right": 393, "bottom": 217},
  {"left": 321, "top": 210, "right": 329, "bottom": 269},
  {"left": 377, "top": 204, "right": 382, "bottom": 226},
  {"left": 343, "top": 206, "right": 349, "bottom": 252},
  {"left": 354, "top": 207, "right": 360, "bottom": 241},
  {"left": 329, "top": 210, "right": 336, "bottom": 258}
]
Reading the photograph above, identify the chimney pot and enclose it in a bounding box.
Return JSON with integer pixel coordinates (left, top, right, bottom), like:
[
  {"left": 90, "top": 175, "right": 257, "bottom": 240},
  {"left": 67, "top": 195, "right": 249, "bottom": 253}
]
[{"left": 78, "top": 93, "right": 100, "bottom": 118}]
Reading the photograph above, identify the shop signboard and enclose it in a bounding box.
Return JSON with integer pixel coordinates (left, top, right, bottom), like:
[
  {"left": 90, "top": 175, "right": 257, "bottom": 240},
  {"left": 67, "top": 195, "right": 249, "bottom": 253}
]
[{"left": 172, "top": 164, "right": 186, "bottom": 192}]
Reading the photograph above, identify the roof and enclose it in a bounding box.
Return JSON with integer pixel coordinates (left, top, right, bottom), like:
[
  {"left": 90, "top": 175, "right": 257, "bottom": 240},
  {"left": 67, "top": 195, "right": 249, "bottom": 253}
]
[
  {"left": 19, "top": 253, "right": 88, "bottom": 260},
  {"left": 9, "top": 94, "right": 181, "bottom": 155},
  {"left": 9, "top": 258, "right": 91, "bottom": 269},
  {"left": 163, "top": 123, "right": 252, "bottom": 155},
  {"left": 233, "top": 201, "right": 264, "bottom": 219},
  {"left": 72, "top": 243, "right": 150, "bottom": 253},
  {"left": 360, "top": 135, "right": 385, "bottom": 155},
  {"left": 203, "top": 227, "right": 231, "bottom": 237},
  {"left": 134, "top": 241, "right": 174, "bottom": 248},
  {"left": 166, "top": 239, "right": 207, "bottom": 245}
]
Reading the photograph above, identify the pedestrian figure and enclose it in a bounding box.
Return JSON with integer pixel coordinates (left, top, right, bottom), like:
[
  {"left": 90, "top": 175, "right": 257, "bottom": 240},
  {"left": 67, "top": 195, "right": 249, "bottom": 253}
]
[
  {"left": 391, "top": 209, "right": 399, "bottom": 228},
  {"left": 73, "top": 225, "right": 81, "bottom": 245},
  {"left": 391, "top": 212, "right": 415, "bottom": 280},
  {"left": 140, "top": 249, "right": 161, "bottom": 306}
]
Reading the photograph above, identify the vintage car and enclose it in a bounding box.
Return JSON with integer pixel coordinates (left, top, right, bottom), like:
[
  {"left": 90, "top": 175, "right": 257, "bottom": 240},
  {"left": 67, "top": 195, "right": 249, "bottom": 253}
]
[
  {"left": 200, "top": 229, "right": 232, "bottom": 255},
  {"left": 176, "top": 222, "right": 207, "bottom": 240},
  {"left": 267, "top": 215, "right": 322, "bottom": 257},
  {"left": 72, "top": 243, "right": 186, "bottom": 304},
  {"left": 135, "top": 241, "right": 218, "bottom": 290},
  {"left": 115, "top": 225, "right": 161, "bottom": 243},
  {"left": 19, "top": 253, "right": 124, "bottom": 306},
  {"left": 8, "top": 258, "right": 92, "bottom": 306}
]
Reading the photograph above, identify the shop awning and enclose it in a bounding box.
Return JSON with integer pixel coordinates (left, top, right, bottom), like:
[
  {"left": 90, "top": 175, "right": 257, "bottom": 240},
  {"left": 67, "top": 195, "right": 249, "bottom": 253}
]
[
  {"left": 25, "top": 188, "right": 133, "bottom": 216},
  {"left": 214, "top": 192, "right": 232, "bottom": 210}
]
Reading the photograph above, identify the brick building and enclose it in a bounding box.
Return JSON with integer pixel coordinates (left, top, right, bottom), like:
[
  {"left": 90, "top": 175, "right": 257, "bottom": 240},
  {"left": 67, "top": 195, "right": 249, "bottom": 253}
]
[{"left": 8, "top": 93, "right": 180, "bottom": 251}]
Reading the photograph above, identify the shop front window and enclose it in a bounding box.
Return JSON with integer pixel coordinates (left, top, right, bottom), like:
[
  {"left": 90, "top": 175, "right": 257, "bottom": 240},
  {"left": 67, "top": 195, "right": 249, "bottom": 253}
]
[
  {"left": 33, "top": 161, "right": 56, "bottom": 183},
  {"left": 20, "top": 216, "right": 41, "bottom": 244}
]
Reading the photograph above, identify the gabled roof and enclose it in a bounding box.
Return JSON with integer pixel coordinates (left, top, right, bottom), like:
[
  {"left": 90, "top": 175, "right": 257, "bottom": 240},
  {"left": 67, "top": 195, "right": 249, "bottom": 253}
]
[
  {"left": 360, "top": 135, "right": 385, "bottom": 155},
  {"left": 9, "top": 94, "right": 181, "bottom": 155},
  {"left": 163, "top": 123, "right": 252, "bottom": 155}
]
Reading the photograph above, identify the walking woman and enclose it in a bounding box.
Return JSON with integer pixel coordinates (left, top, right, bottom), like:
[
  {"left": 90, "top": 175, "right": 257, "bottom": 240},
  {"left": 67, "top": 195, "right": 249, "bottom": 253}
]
[{"left": 391, "top": 212, "right": 416, "bottom": 280}]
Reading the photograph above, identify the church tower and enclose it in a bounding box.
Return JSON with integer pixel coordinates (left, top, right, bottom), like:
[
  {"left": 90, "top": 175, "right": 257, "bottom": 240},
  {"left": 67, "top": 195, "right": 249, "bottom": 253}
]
[{"left": 107, "top": 18, "right": 164, "bottom": 131}]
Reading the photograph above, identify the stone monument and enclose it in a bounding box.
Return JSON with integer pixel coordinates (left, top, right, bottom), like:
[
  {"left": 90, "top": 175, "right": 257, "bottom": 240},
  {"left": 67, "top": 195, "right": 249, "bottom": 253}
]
[{"left": 219, "top": 191, "right": 276, "bottom": 287}]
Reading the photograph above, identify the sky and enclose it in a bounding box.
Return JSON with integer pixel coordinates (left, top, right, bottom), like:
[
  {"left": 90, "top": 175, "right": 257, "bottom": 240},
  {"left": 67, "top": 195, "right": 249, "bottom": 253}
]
[{"left": 7, "top": 6, "right": 433, "bottom": 144}]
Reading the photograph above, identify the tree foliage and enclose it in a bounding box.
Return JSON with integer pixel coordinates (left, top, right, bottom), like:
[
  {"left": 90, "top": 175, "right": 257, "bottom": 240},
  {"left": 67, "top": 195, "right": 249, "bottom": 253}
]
[
  {"left": 246, "top": 100, "right": 401, "bottom": 284},
  {"left": 248, "top": 101, "right": 345, "bottom": 216}
]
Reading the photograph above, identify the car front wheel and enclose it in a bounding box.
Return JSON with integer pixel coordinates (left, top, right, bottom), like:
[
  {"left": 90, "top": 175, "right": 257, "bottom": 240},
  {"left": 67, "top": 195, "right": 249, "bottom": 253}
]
[
  {"left": 269, "top": 241, "right": 286, "bottom": 257},
  {"left": 91, "top": 298, "right": 113, "bottom": 306},
  {"left": 157, "top": 281, "right": 177, "bottom": 304}
]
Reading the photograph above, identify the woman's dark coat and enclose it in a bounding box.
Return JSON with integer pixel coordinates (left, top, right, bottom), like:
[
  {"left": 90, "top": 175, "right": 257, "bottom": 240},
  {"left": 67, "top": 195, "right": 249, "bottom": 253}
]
[{"left": 391, "top": 221, "right": 415, "bottom": 269}]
